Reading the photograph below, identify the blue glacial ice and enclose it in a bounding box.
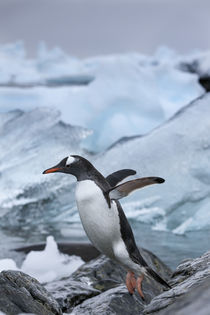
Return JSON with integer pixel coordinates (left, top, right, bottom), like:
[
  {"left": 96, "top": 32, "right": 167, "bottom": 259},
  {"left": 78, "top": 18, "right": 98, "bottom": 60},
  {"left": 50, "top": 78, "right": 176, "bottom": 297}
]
[
  {"left": 96, "top": 93, "right": 210, "bottom": 235},
  {"left": 0, "top": 42, "right": 204, "bottom": 151}
]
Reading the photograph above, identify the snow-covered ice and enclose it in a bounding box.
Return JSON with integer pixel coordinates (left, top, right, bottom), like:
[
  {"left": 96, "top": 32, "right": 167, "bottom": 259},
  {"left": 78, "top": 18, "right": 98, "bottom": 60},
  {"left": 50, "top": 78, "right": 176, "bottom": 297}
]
[{"left": 0, "top": 236, "right": 84, "bottom": 283}]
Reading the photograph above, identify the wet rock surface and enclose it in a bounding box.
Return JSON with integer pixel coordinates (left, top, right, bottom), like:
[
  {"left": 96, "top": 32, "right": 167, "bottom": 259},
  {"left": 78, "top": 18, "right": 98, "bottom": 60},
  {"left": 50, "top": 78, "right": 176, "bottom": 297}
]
[
  {"left": 45, "top": 279, "right": 100, "bottom": 313},
  {"left": 72, "top": 284, "right": 145, "bottom": 315},
  {"left": 70, "top": 248, "right": 172, "bottom": 289},
  {"left": 46, "top": 247, "right": 210, "bottom": 314},
  {"left": 2, "top": 245, "right": 210, "bottom": 315},
  {"left": 45, "top": 248, "right": 172, "bottom": 314},
  {"left": 0, "top": 270, "right": 62, "bottom": 315},
  {"left": 154, "top": 277, "right": 210, "bottom": 315},
  {"left": 144, "top": 251, "right": 210, "bottom": 314}
]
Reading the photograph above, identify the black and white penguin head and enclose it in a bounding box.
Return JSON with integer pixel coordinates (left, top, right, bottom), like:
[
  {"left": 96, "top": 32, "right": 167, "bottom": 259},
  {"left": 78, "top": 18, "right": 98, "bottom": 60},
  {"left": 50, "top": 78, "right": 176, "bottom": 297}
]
[{"left": 43, "top": 155, "right": 95, "bottom": 180}]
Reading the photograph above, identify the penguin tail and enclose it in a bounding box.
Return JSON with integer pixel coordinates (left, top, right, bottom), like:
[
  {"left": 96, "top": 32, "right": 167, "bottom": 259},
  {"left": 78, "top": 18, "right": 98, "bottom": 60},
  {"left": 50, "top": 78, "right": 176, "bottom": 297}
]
[{"left": 146, "top": 267, "right": 171, "bottom": 289}]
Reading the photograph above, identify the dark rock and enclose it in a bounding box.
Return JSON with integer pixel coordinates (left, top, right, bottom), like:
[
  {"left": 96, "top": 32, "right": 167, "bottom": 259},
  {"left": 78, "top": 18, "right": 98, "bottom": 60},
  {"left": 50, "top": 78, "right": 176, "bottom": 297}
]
[
  {"left": 73, "top": 284, "right": 145, "bottom": 314},
  {"left": 171, "top": 251, "right": 210, "bottom": 284},
  {"left": 0, "top": 270, "right": 62, "bottom": 315},
  {"left": 144, "top": 251, "right": 210, "bottom": 314},
  {"left": 4, "top": 245, "right": 210, "bottom": 315},
  {"left": 178, "top": 60, "right": 210, "bottom": 92},
  {"left": 199, "top": 76, "right": 210, "bottom": 92},
  {"left": 154, "top": 277, "right": 210, "bottom": 315},
  {"left": 141, "top": 248, "right": 172, "bottom": 281},
  {"left": 71, "top": 255, "right": 125, "bottom": 286},
  {"left": 45, "top": 255, "right": 124, "bottom": 313},
  {"left": 71, "top": 247, "right": 171, "bottom": 291},
  {"left": 6, "top": 246, "right": 210, "bottom": 314},
  {"left": 45, "top": 279, "right": 100, "bottom": 313},
  {"left": 46, "top": 248, "right": 172, "bottom": 313}
]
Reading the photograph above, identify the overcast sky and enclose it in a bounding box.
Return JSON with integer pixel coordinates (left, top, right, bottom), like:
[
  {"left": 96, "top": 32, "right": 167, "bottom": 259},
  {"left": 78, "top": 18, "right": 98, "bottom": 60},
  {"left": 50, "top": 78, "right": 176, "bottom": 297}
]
[{"left": 0, "top": 0, "right": 209, "bottom": 57}]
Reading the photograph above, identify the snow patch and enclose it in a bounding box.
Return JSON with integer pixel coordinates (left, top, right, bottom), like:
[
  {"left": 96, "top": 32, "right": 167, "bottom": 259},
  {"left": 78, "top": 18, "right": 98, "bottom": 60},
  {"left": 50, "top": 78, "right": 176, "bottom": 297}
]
[{"left": 0, "top": 236, "right": 84, "bottom": 283}]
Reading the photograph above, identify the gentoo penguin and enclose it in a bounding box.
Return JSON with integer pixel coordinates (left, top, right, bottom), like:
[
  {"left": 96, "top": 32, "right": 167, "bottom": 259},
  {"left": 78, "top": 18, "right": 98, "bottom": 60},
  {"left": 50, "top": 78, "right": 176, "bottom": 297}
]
[{"left": 43, "top": 155, "right": 171, "bottom": 299}]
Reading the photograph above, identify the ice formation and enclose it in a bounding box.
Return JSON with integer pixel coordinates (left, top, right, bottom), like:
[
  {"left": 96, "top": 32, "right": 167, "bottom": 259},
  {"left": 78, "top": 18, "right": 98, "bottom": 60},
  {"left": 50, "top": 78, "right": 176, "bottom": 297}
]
[
  {"left": 0, "top": 42, "right": 204, "bottom": 151},
  {"left": 0, "top": 107, "right": 90, "bottom": 218},
  {"left": 96, "top": 93, "right": 210, "bottom": 235},
  {"left": 0, "top": 236, "right": 84, "bottom": 283},
  {"left": 1, "top": 42, "right": 210, "bottom": 266},
  {"left": 1, "top": 94, "right": 210, "bottom": 237}
]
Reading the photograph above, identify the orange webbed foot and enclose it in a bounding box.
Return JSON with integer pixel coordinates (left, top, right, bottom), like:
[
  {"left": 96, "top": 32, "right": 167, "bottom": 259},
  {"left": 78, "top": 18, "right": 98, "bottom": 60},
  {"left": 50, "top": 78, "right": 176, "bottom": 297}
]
[{"left": 126, "top": 271, "right": 136, "bottom": 295}]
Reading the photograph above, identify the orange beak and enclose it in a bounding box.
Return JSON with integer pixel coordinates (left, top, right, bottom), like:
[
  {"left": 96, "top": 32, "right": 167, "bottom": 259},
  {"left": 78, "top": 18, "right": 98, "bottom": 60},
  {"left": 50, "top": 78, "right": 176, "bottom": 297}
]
[{"left": 42, "top": 167, "right": 61, "bottom": 174}]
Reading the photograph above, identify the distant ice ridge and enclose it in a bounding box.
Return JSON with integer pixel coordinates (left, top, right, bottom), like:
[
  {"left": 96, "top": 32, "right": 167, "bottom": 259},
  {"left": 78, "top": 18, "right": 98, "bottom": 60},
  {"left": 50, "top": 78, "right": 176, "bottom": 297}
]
[
  {"left": 172, "top": 197, "right": 210, "bottom": 234},
  {"left": 0, "top": 236, "right": 84, "bottom": 283},
  {"left": 96, "top": 93, "right": 210, "bottom": 235},
  {"left": 0, "top": 42, "right": 205, "bottom": 150}
]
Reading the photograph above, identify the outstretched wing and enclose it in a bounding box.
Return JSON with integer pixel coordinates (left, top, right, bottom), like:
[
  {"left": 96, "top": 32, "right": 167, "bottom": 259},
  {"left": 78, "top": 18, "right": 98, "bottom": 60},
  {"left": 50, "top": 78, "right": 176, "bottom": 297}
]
[
  {"left": 106, "top": 169, "right": 136, "bottom": 187},
  {"left": 108, "top": 177, "right": 165, "bottom": 200}
]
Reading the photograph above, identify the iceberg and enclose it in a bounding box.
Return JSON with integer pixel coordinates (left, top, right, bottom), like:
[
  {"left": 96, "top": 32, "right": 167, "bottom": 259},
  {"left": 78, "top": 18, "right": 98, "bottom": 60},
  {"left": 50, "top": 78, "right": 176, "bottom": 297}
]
[
  {"left": 96, "top": 93, "right": 210, "bottom": 235},
  {"left": 0, "top": 107, "right": 90, "bottom": 227},
  {"left": 0, "top": 42, "right": 204, "bottom": 151}
]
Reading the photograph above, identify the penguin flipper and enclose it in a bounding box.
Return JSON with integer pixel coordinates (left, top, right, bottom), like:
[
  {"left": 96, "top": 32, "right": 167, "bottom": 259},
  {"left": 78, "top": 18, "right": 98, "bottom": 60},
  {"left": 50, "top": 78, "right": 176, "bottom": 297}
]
[
  {"left": 108, "top": 177, "right": 165, "bottom": 200},
  {"left": 106, "top": 169, "right": 136, "bottom": 187}
]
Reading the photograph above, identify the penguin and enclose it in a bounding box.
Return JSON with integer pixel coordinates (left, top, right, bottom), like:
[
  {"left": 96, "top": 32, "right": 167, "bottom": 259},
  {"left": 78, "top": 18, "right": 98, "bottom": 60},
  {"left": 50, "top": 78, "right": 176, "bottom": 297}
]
[{"left": 43, "top": 155, "right": 171, "bottom": 299}]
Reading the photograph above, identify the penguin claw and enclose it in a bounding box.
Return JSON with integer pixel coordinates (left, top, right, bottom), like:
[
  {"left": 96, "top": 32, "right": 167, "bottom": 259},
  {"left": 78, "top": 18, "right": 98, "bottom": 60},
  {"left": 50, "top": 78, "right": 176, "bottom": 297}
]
[
  {"left": 126, "top": 271, "right": 136, "bottom": 295},
  {"left": 126, "top": 272, "right": 146, "bottom": 300},
  {"left": 136, "top": 274, "right": 145, "bottom": 300}
]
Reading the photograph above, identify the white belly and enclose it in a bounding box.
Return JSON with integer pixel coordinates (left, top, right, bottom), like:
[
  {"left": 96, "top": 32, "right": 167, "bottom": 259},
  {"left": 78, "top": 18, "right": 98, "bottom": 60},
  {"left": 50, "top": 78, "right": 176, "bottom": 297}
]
[
  {"left": 75, "top": 180, "right": 123, "bottom": 259},
  {"left": 75, "top": 180, "right": 142, "bottom": 273}
]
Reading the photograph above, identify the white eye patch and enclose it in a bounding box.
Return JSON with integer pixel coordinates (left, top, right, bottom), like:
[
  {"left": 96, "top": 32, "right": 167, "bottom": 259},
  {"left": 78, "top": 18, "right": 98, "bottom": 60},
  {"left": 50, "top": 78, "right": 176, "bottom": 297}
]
[{"left": 66, "top": 156, "right": 75, "bottom": 166}]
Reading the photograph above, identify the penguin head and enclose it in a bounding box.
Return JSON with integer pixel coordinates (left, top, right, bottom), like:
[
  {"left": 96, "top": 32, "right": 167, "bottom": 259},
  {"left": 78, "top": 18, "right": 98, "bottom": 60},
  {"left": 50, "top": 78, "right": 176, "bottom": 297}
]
[{"left": 43, "top": 155, "right": 94, "bottom": 180}]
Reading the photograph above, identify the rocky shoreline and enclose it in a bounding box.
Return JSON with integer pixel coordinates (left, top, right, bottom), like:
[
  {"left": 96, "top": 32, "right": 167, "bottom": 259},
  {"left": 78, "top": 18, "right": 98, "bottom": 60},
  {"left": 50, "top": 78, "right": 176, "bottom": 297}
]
[{"left": 0, "top": 243, "right": 210, "bottom": 314}]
